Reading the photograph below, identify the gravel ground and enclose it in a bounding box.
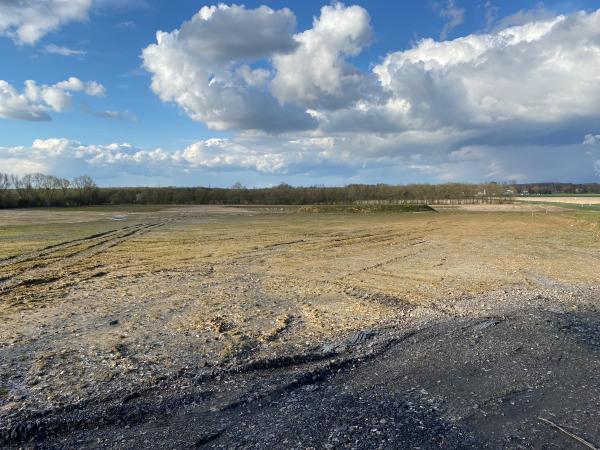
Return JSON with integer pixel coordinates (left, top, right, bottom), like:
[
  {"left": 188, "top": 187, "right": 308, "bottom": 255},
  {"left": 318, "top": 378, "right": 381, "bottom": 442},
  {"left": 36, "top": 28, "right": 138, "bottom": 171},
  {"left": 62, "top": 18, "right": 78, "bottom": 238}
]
[{"left": 2, "top": 284, "right": 600, "bottom": 449}]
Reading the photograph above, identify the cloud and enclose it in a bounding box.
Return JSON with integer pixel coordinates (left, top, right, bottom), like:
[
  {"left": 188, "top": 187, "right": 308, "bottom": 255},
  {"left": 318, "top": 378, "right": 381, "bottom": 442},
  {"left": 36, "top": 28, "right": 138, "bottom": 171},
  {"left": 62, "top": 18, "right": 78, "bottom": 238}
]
[
  {"left": 0, "top": 0, "right": 92, "bottom": 45},
  {"left": 310, "top": 9, "right": 600, "bottom": 142},
  {"left": 0, "top": 77, "right": 106, "bottom": 120},
  {"left": 141, "top": 3, "right": 380, "bottom": 131},
  {"left": 31, "top": 137, "right": 72, "bottom": 155},
  {"left": 372, "top": 10, "right": 600, "bottom": 137},
  {"left": 435, "top": 144, "right": 600, "bottom": 182},
  {"left": 54, "top": 77, "right": 106, "bottom": 96},
  {"left": 163, "top": 4, "right": 299, "bottom": 63},
  {"left": 0, "top": 136, "right": 347, "bottom": 181},
  {"left": 271, "top": 3, "right": 374, "bottom": 110},
  {"left": 0, "top": 138, "right": 294, "bottom": 180},
  {"left": 94, "top": 0, "right": 148, "bottom": 12},
  {"left": 434, "top": 0, "right": 465, "bottom": 40},
  {"left": 137, "top": 5, "right": 600, "bottom": 184},
  {"left": 491, "top": 3, "right": 556, "bottom": 30},
  {"left": 584, "top": 134, "right": 600, "bottom": 145},
  {"left": 0, "top": 80, "right": 50, "bottom": 121},
  {"left": 483, "top": 1, "right": 498, "bottom": 29},
  {"left": 3, "top": 131, "right": 600, "bottom": 186},
  {"left": 141, "top": 3, "right": 316, "bottom": 132},
  {"left": 80, "top": 100, "right": 137, "bottom": 122},
  {"left": 44, "top": 44, "right": 87, "bottom": 56},
  {"left": 99, "top": 109, "right": 137, "bottom": 121},
  {"left": 116, "top": 20, "right": 136, "bottom": 29},
  {"left": 448, "top": 146, "right": 490, "bottom": 162},
  {"left": 182, "top": 139, "right": 288, "bottom": 173},
  {"left": 142, "top": 5, "right": 600, "bottom": 142},
  {"left": 0, "top": 158, "right": 48, "bottom": 175},
  {"left": 2, "top": 2, "right": 598, "bottom": 185},
  {"left": 120, "top": 68, "right": 147, "bottom": 79}
]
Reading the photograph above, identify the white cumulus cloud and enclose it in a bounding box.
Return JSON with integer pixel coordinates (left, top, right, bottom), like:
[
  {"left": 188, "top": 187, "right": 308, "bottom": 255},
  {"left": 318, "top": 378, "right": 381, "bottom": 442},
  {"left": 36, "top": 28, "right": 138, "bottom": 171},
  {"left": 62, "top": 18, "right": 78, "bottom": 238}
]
[
  {"left": 141, "top": 3, "right": 315, "bottom": 133},
  {"left": 54, "top": 77, "right": 105, "bottom": 96},
  {"left": 0, "top": 80, "right": 50, "bottom": 121},
  {"left": 0, "top": 0, "right": 92, "bottom": 45},
  {"left": 271, "top": 3, "right": 373, "bottom": 110},
  {"left": 141, "top": 4, "right": 600, "bottom": 147},
  {"left": 0, "top": 77, "right": 106, "bottom": 120},
  {"left": 137, "top": 5, "right": 600, "bottom": 183},
  {"left": 372, "top": 10, "right": 600, "bottom": 135},
  {"left": 183, "top": 139, "right": 288, "bottom": 174}
]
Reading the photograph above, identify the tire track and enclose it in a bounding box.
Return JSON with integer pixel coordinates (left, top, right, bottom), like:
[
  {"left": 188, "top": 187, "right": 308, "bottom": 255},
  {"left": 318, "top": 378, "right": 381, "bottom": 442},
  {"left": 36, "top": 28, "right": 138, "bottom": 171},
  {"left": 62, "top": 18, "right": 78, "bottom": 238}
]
[
  {"left": 0, "top": 221, "right": 168, "bottom": 295},
  {"left": 229, "top": 228, "right": 433, "bottom": 264},
  {"left": 335, "top": 237, "right": 430, "bottom": 282},
  {"left": 0, "top": 225, "right": 141, "bottom": 268}
]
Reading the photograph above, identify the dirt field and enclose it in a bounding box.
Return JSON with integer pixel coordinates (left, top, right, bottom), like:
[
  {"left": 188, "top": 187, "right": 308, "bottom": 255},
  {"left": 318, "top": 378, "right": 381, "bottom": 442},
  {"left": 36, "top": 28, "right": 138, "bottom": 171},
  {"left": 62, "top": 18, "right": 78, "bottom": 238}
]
[
  {"left": 1, "top": 204, "right": 600, "bottom": 448},
  {"left": 515, "top": 196, "right": 600, "bottom": 205}
]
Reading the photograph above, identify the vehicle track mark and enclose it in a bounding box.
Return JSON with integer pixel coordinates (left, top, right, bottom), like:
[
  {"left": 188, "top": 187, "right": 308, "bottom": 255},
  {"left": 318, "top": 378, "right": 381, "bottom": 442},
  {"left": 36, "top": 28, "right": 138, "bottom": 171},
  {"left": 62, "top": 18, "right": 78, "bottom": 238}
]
[{"left": 0, "top": 221, "right": 168, "bottom": 297}]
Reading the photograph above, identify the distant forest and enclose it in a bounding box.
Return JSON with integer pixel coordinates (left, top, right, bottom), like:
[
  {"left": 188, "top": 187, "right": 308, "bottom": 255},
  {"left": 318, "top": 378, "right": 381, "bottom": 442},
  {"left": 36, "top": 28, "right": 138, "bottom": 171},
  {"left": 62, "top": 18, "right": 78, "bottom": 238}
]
[{"left": 0, "top": 172, "right": 599, "bottom": 208}]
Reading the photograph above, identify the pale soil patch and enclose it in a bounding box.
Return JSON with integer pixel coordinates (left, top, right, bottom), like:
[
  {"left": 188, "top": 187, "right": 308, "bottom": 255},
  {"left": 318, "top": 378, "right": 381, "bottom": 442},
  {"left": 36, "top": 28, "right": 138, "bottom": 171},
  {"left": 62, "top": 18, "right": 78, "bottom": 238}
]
[
  {"left": 434, "top": 203, "right": 565, "bottom": 212},
  {"left": 515, "top": 196, "right": 600, "bottom": 205},
  {"left": 0, "top": 206, "right": 161, "bottom": 226}
]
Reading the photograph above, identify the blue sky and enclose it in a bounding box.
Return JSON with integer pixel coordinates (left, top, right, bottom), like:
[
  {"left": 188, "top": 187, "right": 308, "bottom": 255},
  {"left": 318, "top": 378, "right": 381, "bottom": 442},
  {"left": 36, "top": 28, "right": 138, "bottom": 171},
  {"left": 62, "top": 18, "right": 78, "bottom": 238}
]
[{"left": 1, "top": 0, "right": 600, "bottom": 186}]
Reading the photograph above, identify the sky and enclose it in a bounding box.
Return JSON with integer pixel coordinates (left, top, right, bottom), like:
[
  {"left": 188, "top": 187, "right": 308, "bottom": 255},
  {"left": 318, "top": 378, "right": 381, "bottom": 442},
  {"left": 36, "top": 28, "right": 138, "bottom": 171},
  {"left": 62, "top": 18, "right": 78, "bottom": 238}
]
[{"left": 1, "top": 0, "right": 600, "bottom": 187}]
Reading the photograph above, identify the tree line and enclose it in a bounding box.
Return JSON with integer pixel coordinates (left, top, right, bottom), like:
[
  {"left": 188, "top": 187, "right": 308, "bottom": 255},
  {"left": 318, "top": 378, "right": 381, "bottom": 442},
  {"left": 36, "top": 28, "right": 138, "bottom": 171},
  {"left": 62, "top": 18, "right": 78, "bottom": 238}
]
[
  {"left": 514, "top": 182, "right": 600, "bottom": 195},
  {"left": 0, "top": 173, "right": 599, "bottom": 208},
  {"left": 0, "top": 173, "right": 99, "bottom": 207}
]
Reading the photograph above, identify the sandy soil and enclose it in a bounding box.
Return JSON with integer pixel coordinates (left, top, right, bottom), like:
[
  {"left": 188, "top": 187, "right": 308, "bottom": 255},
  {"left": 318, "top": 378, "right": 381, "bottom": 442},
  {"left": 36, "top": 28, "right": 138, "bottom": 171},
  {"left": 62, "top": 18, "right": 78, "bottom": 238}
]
[
  {"left": 0, "top": 204, "right": 599, "bottom": 448},
  {"left": 515, "top": 196, "right": 600, "bottom": 205}
]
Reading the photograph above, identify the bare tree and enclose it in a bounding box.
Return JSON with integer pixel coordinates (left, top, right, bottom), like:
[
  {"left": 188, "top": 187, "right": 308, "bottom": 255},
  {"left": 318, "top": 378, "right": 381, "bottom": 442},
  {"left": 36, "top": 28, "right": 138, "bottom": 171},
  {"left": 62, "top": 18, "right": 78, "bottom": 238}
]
[
  {"left": 72, "top": 175, "right": 98, "bottom": 205},
  {"left": 0, "top": 173, "right": 10, "bottom": 204}
]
